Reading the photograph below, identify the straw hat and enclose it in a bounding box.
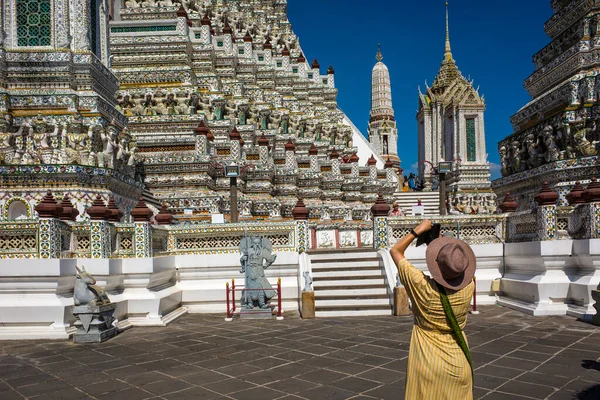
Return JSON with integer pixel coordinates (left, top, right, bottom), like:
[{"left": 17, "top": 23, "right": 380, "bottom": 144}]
[{"left": 425, "top": 237, "right": 476, "bottom": 291}]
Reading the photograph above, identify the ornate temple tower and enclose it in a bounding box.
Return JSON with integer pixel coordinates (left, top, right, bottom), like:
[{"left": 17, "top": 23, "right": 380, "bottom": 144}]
[
  {"left": 0, "top": 0, "right": 142, "bottom": 217},
  {"left": 368, "top": 46, "right": 400, "bottom": 168},
  {"left": 417, "top": 3, "right": 490, "bottom": 194},
  {"left": 493, "top": 0, "right": 600, "bottom": 209}
]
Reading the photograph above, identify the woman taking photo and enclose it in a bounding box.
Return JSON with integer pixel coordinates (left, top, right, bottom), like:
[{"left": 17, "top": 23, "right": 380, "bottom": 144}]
[{"left": 390, "top": 220, "right": 475, "bottom": 399}]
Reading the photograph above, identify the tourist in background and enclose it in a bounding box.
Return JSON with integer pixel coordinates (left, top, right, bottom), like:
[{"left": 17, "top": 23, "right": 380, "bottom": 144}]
[
  {"left": 403, "top": 176, "right": 409, "bottom": 192},
  {"left": 388, "top": 202, "right": 405, "bottom": 217},
  {"left": 390, "top": 219, "right": 475, "bottom": 399},
  {"left": 408, "top": 173, "right": 416, "bottom": 191}
]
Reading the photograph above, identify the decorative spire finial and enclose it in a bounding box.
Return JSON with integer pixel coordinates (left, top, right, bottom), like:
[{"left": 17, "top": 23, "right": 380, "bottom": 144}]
[
  {"left": 445, "top": 1, "right": 453, "bottom": 61},
  {"left": 376, "top": 43, "right": 383, "bottom": 62}
]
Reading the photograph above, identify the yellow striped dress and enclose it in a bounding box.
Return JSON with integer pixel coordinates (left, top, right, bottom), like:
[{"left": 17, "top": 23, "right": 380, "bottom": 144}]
[{"left": 396, "top": 258, "right": 474, "bottom": 400}]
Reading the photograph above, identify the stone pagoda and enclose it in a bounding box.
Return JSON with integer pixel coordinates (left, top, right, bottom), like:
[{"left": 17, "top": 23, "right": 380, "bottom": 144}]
[
  {"left": 417, "top": 3, "right": 493, "bottom": 213},
  {"left": 109, "top": 0, "right": 395, "bottom": 221},
  {"left": 0, "top": 0, "right": 143, "bottom": 221},
  {"left": 368, "top": 45, "right": 400, "bottom": 169},
  {"left": 493, "top": 0, "right": 600, "bottom": 209}
]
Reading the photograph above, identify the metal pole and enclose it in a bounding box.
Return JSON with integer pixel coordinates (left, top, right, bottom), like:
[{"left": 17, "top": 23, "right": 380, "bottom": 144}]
[
  {"left": 226, "top": 282, "right": 231, "bottom": 320},
  {"left": 230, "top": 176, "right": 238, "bottom": 223},
  {"left": 277, "top": 277, "right": 283, "bottom": 319},
  {"left": 232, "top": 279, "right": 236, "bottom": 312},
  {"left": 439, "top": 172, "right": 447, "bottom": 216}
]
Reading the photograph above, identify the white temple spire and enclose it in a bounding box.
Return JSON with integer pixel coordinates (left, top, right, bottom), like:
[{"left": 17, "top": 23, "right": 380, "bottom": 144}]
[{"left": 368, "top": 44, "right": 400, "bottom": 168}]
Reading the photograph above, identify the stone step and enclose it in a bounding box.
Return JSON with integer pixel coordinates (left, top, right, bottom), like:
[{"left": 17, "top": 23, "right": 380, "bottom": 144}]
[
  {"left": 312, "top": 277, "right": 385, "bottom": 285},
  {"left": 314, "top": 284, "right": 387, "bottom": 291},
  {"left": 310, "top": 261, "right": 380, "bottom": 269},
  {"left": 308, "top": 252, "right": 378, "bottom": 261},
  {"left": 315, "top": 293, "right": 389, "bottom": 301},
  {"left": 311, "top": 266, "right": 381, "bottom": 274},
  {"left": 315, "top": 298, "right": 391, "bottom": 307},
  {"left": 315, "top": 309, "right": 393, "bottom": 317},
  {"left": 315, "top": 304, "right": 393, "bottom": 313},
  {"left": 312, "top": 269, "right": 382, "bottom": 279},
  {"left": 315, "top": 288, "right": 389, "bottom": 296}
]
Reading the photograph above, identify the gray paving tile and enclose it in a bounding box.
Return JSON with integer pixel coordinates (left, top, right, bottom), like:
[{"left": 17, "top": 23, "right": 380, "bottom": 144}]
[
  {"left": 495, "top": 380, "right": 555, "bottom": 398},
  {"left": 0, "top": 308, "right": 597, "bottom": 400}
]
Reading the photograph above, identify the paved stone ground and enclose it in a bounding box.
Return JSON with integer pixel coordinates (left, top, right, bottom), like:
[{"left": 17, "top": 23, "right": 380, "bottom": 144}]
[{"left": 0, "top": 306, "right": 599, "bottom": 400}]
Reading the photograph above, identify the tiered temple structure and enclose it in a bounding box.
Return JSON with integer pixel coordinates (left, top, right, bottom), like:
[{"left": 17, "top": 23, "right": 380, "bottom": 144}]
[
  {"left": 417, "top": 3, "right": 493, "bottom": 213},
  {"left": 368, "top": 45, "right": 400, "bottom": 169},
  {"left": 492, "top": 0, "right": 600, "bottom": 209},
  {"left": 0, "top": 0, "right": 144, "bottom": 220},
  {"left": 105, "top": 0, "right": 394, "bottom": 221}
]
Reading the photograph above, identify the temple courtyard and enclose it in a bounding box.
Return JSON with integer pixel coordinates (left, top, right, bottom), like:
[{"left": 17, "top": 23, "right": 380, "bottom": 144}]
[{"left": 0, "top": 307, "right": 597, "bottom": 400}]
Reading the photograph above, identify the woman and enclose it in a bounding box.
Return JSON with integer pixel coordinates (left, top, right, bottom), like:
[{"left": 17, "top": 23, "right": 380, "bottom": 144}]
[{"left": 390, "top": 220, "right": 475, "bottom": 400}]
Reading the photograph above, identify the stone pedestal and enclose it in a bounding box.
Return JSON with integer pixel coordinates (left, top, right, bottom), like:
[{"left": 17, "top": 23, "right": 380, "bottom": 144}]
[
  {"left": 394, "top": 286, "right": 410, "bottom": 316},
  {"left": 72, "top": 303, "right": 118, "bottom": 343},
  {"left": 592, "top": 289, "right": 600, "bottom": 326},
  {"left": 302, "top": 291, "right": 315, "bottom": 319},
  {"left": 240, "top": 307, "right": 273, "bottom": 320}
]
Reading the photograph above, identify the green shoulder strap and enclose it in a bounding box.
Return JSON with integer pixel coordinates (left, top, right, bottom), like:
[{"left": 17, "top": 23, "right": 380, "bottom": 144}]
[{"left": 435, "top": 282, "right": 473, "bottom": 374}]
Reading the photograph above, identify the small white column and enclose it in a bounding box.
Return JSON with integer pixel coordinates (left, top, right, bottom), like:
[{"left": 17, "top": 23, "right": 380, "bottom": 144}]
[
  {"left": 263, "top": 39, "right": 273, "bottom": 64},
  {"left": 243, "top": 32, "right": 253, "bottom": 58},
  {"left": 327, "top": 65, "right": 335, "bottom": 88},
  {"left": 223, "top": 23, "right": 233, "bottom": 54},
  {"left": 282, "top": 46, "right": 290, "bottom": 70},
  {"left": 331, "top": 150, "right": 341, "bottom": 175},
  {"left": 311, "top": 59, "right": 321, "bottom": 85},
  {"left": 297, "top": 54, "right": 307, "bottom": 79},
  {"left": 285, "top": 139, "right": 296, "bottom": 169},
  {"left": 200, "top": 14, "right": 212, "bottom": 45}
]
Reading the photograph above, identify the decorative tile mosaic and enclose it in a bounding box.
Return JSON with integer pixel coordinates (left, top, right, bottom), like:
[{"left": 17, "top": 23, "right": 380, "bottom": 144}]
[
  {"left": 134, "top": 222, "right": 152, "bottom": 258},
  {"left": 537, "top": 205, "right": 557, "bottom": 241}
]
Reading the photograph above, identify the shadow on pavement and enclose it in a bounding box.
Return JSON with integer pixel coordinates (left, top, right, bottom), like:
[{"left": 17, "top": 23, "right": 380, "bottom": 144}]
[
  {"left": 581, "top": 359, "right": 600, "bottom": 372},
  {"left": 577, "top": 384, "right": 600, "bottom": 400}
]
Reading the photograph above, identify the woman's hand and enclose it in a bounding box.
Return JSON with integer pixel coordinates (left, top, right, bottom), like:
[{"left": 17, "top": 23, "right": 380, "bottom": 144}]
[{"left": 414, "top": 219, "right": 433, "bottom": 235}]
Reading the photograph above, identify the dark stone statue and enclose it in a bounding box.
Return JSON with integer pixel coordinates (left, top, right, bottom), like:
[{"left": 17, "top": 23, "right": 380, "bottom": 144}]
[{"left": 240, "top": 236, "right": 277, "bottom": 309}]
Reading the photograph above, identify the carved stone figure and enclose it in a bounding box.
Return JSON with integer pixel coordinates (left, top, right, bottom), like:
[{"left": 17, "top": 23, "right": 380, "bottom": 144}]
[
  {"left": 510, "top": 140, "right": 521, "bottom": 173},
  {"left": 0, "top": 115, "right": 15, "bottom": 163},
  {"left": 303, "top": 271, "right": 313, "bottom": 292},
  {"left": 65, "top": 121, "right": 91, "bottom": 165},
  {"left": 143, "top": 93, "right": 158, "bottom": 115},
  {"left": 240, "top": 236, "right": 277, "bottom": 309},
  {"left": 125, "top": 0, "right": 140, "bottom": 8},
  {"left": 98, "top": 124, "right": 117, "bottom": 168},
  {"left": 74, "top": 265, "right": 110, "bottom": 306},
  {"left": 72, "top": 265, "right": 117, "bottom": 343},
  {"left": 525, "top": 133, "right": 543, "bottom": 169},
  {"left": 117, "top": 94, "right": 136, "bottom": 116},
  {"left": 499, "top": 145, "right": 509, "bottom": 176},
  {"left": 573, "top": 119, "right": 598, "bottom": 156},
  {"left": 542, "top": 125, "right": 560, "bottom": 163}
]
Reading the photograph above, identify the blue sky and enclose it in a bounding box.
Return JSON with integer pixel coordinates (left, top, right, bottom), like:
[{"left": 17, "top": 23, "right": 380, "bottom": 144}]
[{"left": 287, "top": 0, "right": 553, "bottom": 179}]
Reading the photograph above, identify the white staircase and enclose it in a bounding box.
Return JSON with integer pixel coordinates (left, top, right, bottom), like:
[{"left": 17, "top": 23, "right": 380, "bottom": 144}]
[
  {"left": 309, "top": 250, "right": 392, "bottom": 317},
  {"left": 393, "top": 191, "right": 440, "bottom": 216}
]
